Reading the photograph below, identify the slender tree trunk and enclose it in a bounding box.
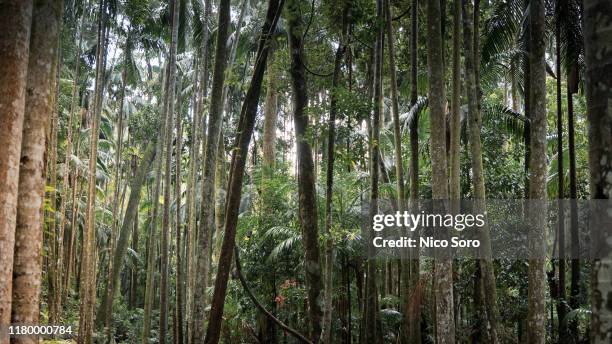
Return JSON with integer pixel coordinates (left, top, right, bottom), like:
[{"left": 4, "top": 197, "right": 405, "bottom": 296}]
[
  {"left": 79, "top": 1, "right": 108, "bottom": 342},
  {"left": 427, "top": 0, "right": 455, "bottom": 341},
  {"left": 462, "top": 1, "right": 499, "bottom": 342},
  {"left": 187, "top": 0, "right": 211, "bottom": 340},
  {"left": 449, "top": 0, "right": 461, "bottom": 205},
  {"left": 160, "top": 1, "right": 180, "bottom": 343},
  {"left": 0, "top": 0, "right": 32, "bottom": 329},
  {"left": 97, "top": 140, "right": 156, "bottom": 337},
  {"left": 287, "top": 1, "right": 323, "bottom": 340},
  {"left": 385, "top": 0, "right": 405, "bottom": 212},
  {"left": 365, "top": 1, "right": 384, "bottom": 343},
  {"left": 175, "top": 77, "right": 184, "bottom": 344},
  {"left": 584, "top": 1, "right": 612, "bottom": 342},
  {"left": 322, "top": 4, "right": 350, "bottom": 343},
  {"left": 555, "top": 5, "right": 567, "bottom": 341},
  {"left": 203, "top": 1, "right": 283, "bottom": 342},
  {"left": 47, "top": 49, "right": 60, "bottom": 324},
  {"left": 263, "top": 44, "right": 279, "bottom": 172},
  {"left": 526, "top": 0, "right": 548, "bottom": 342},
  {"left": 59, "top": 12, "right": 83, "bottom": 303},
  {"left": 567, "top": 64, "right": 580, "bottom": 342},
  {"left": 11, "top": 2, "right": 61, "bottom": 343},
  {"left": 192, "top": 0, "right": 231, "bottom": 341},
  {"left": 407, "top": 1, "right": 421, "bottom": 343}
]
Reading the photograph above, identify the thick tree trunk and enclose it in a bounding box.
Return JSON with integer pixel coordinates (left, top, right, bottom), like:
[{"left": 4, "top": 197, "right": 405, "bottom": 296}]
[
  {"left": 427, "top": 0, "right": 455, "bottom": 341},
  {"left": 203, "top": 1, "right": 283, "bottom": 342},
  {"left": 160, "top": 1, "right": 180, "bottom": 343},
  {"left": 0, "top": 0, "right": 32, "bottom": 328},
  {"left": 584, "top": 1, "right": 612, "bottom": 342},
  {"left": 10, "top": 2, "right": 61, "bottom": 342},
  {"left": 526, "top": 0, "right": 548, "bottom": 342},
  {"left": 192, "top": 0, "right": 231, "bottom": 341},
  {"left": 78, "top": 1, "right": 108, "bottom": 342},
  {"left": 287, "top": 0, "right": 323, "bottom": 340},
  {"left": 461, "top": 1, "right": 499, "bottom": 342}
]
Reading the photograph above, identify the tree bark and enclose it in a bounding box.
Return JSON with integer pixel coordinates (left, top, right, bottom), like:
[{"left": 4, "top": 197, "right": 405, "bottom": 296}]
[
  {"left": 59, "top": 12, "right": 83, "bottom": 304},
  {"left": 322, "top": 4, "right": 350, "bottom": 343},
  {"left": 427, "top": 0, "right": 455, "bottom": 341},
  {"left": 407, "top": 1, "right": 421, "bottom": 343},
  {"left": 0, "top": 0, "right": 32, "bottom": 328},
  {"left": 192, "top": 0, "right": 231, "bottom": 341},
  {"left": 160, "top": 1, "right": 180, "bottom": 342},
  {"left": 555, "top": 4, "right": 567, "bottom": 341},
  {"left": 263, "top": 44, "right": 279, "bottom": 172},
  {"left": 78, "top": 1, "right": 108, "bottom": 342},
  {"left": 97, "top": 140, "right": 156, "bottom": 336},
  {"left": 365, "top": 1, "right": 384, "bottom": 343},
  {"left": 449, "top": 0, "right": 461, "bottom": 206},
  {"left": 287, "top": 0, "right": 324, "bottom": 341},
  {"left": 526, "top": 0, "right": 548, "bottom": 342},
  {"left": 175, "top": 76, "right": 184, "bottom": 344},
  {"left": 203, "top": 1, "right": 283, "bottom": 342},
  {"left": 584, "top": 1, "right": 612, "bottom": 342},
  {"left": 142, "top": 61, "right": 170, "bottom": 344},
  {"left": 11, "top": 2, "right": 61, "bottom": 342},
  {"left": 462, "top": 1, "right": 499, "bottom": 342}
]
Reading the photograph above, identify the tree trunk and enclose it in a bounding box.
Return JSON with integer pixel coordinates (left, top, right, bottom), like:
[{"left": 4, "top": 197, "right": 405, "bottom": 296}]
[
  {"left": 407, "top": 1, "right": 421, "bottom": 343},
  {"left": 365, "top": 1, "right": 384, "bottom": 343},
  {"left": 584, "top": 1, "right": 612, "bottom": 342},
  {"left": 192, "top": 0, "right": 231, "bottom": 341},
  {"left": 79, "top": 1, "right": 108, "bottom": 342},
  {"left": 287, "top": 0, "right": 324, "bottom": 341},
  {"left": 175, "top": 76, "right": 184, "bottom": 344},
  {"left": 160, "top": 1, "right": 180, "bottom": 342},
  {"left": 59, "top": 12, "right": 83, "bottom": 303},
  {"left": 322, "top": 4, "right": 350, "bottom": 343},
  {"left": 427, "top": 0, "right": 455, "bottom": 341},
  {"left": 97, "top": 140, "right": 156, "bottom": 336},
  {"left": 526, "top": 0, "right": 548, "bottom": 342},
  {"left": 567, "top": 63, "right": 580, "bottom": 342},
  {"left": 449, "top": 0, "right": 461, "bottom": 206},
  {"left": 0, "top": 0, "right": 32, "bottom": 328},
  {"left": 187, "top": 0, "right": 211, "bottom": 339},
  {"left": 11, "top": 2, "right": 61, "bottom": 342},
  {"left": 461, "top": 1, "right": 499, "bottom": 342},
  {"left": 555, "top": 4, "right": 567, "bottom": 341},
  {"left": 142, "top": 61, "right": 170, "bottom": 344},
  {"left": 203, "top": 1, "right": 283, "bottom": 342},
  {"left": 263, "top": 44, "right": 279, "bottom": 172}
]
